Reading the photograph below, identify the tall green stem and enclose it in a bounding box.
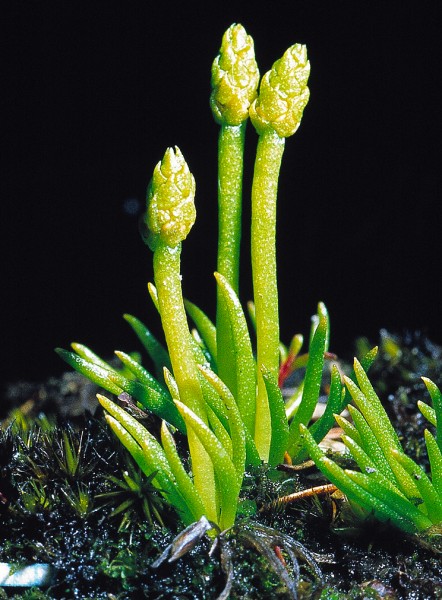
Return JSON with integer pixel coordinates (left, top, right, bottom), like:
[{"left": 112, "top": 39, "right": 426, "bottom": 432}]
[
  {"left": 153, "top": 242, "right": 217, "bottom": 522},
  {"left": 154, "top": 244, "right": 205, "bottom": 418},
  {"left": 216, "top": 122, "right": 246, "bottom": 394},
  {"left": 210, "top": 23, "right": 258, "bottom": 397},
  {"left": 251, "top": 130, "right": 285, "bottom": 459},
  {"left": 146, "top": 146, "right": 218, "bottom": 522}
]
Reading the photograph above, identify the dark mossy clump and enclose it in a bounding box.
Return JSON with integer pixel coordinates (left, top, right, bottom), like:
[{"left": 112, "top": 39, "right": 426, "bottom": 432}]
[{"left": 1, "top": 331, "right": 442, "bottom": 599}]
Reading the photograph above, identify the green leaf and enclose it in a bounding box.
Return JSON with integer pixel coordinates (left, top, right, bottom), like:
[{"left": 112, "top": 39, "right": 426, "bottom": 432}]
[
  {"left": 175, "top": 399, "right": 240, "bottom": 530},
  {"left": 346, "top": 405, "right": 398, "bottom": 484},
  {"left": 346, "top": 470, "right": 431, "bottom": 532},
  {"left": 425, "top": 429, "right": 442, "bottom": 498},
  {"left": 160, "top": 422, "right": 206, "bottom": 523},
  {"left": 124, "top": 313, "right": 171, "bottom": 378},
  {"left": 114, "top": 350, "right": 169, "bottom": 397},
  {"left": 100, "top": 397, "right": 193, "bottom": 524},
  {"left": 300, "top": 424, "right": 427, "bottom": 533},
  {"left": 198, "top": 364, "right": 246, "bottom": 485},
  {"left": 105, "top": 372, "right": 185, "bottom": 433},
  {"left": 185, "top": 299, "right": 217, "bottom": 365},
  {"left": 351, "top": 359, "right": 402, "bottom": 451},
  {"left": 418, "top": 401, "right": 437, "bottom": 427},
  {"left": 334, "top": 413, "right": 363, "bottom": 446},
  {"left": 422, "top": 378, "right": 442, "bottom": 450},
  {"left": 55, "top": 348, "right": 122, "bottom": 396},
  {"left": 261, "top": 366, "right": 289, "bottom": 467},
  {"left": 287, "top": 304, "right": 328, "bottom": 457},
  {"left": 308, "top": 364, "right": 345, "bottom": 444},
  {"left": 214, "top": 272, "right": 257, "bottom": 437},
  {"left": 345, "top": 372, "right": 419, "bottom": 499},
  {"left": 392, "top": 448, "right": 442, "bottom": 525},
  {"left": 71, "top": 342, "right": 115, "bottom": 371}
]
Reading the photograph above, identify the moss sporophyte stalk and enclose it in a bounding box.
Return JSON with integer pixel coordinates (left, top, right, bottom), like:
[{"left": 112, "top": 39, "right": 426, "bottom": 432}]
[{"left": 57, "top": 22, "right": 442, "bottom": 546}]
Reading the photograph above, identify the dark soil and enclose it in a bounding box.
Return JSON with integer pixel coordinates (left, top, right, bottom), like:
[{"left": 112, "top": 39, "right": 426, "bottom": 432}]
[{"left": 1, "top": 330, "right": 441, "bottom": 599}]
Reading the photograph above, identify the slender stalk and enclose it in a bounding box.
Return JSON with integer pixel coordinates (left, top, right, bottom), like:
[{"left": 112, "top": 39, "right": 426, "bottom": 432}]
[
  {"left": 216, "top": 123, "right": 246, "bottom": 294},
  {"left": 251, "top": 130, "right": 285, "bottom": 459},
  {"left": 249, "top": 43, "right": 310, "bottom": 460},
  {"left": 146, "top": 146, "right": 217, "bottom": 521},
  {"left": 153, "top": 244, "right": 205, "bottom": 418},
  {"left": 216, "top": 123, "right": 246, "bottom": 394},
  {"left": 210, "top": 23, "right": 258, "bottom": 395}
]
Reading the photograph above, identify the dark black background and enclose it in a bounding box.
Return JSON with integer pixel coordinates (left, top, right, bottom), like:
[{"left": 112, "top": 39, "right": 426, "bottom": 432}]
[{"left": 3, "top": 1, "right": 441, "bottom": 389}]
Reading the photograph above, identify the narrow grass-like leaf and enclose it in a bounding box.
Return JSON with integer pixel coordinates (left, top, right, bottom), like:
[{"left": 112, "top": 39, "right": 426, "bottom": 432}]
[
  {"left": 55, "top": 348, "right": 122, "bottom": 395},
  {"left": 71, "top": 343, "right": 115, "bottom": 371},
  {"left": 205, "top": 404, "right": 233, "bottom": 457},
  {"left": 285, "top": 382, "right": 303, "bottom": 421},
  {"left": 123, "top": 313, "right": 171, "bottom": 378},
  {"left": 261, "top": 366, "right": 289, "bottom": 467},
  {"left": 185, "top": 299, "right": 217, "bottom": 365},
  {"left": 342, "top": 346, "right": 378, "bottom": 406},
  {"left": 350, "top": 359, "right": 403, "bottom": 450},
  {"left": 309, "top": 365, "right": 345, "bottom": 443},
  {"left": 147, "top": 282, "right": 160, "bottom": 311},
  {"left": 198, "top": 364, "right": 246, "bottom": 485},
  {"left": 160, "top": 422, "right": 206, "bottom": 522},
  {"left": 175, "top": 399, "right": 240, "bottom": 530},
  {"left": 360, "top": 346, "right": 379, "bottom": 371},
  {"left": 214, "top": 272, "right": 257, "bottom": 437},
  {"left": 391, "top": 448, "right": 442, "bottom": 524},
  {"left": 422, "top": 378, "right": 442, "bottom": 450},
  {"left": 163, "top": 367, "right": 180, "bottom": 401},
  {"left": 418, "top": 401, "right": 436, "bottom": 427},
  {"left": 98, "top": 395, "right": 171, "bottom": 476},
  {"left": 100, "top": 398, "right": 193, "bottom": 524},
  {"left": 341, "top": 433, "right": 379, "bottom": 474},
  {"left": 300, "top": 425, "right": 427, "bottom": 533},
  {"left": 106, "top": 372, "right": 185, "bottom": 432},
  {"left": 103, "top": 415, "right": 151, "bottom": 477},
  {"left": 346, "top": 405, "right": 398, "bottom": 484},
  {"left": 425, "top": 429, "right": 442, "bottom": 497},
  {"left": 342, "top": 435, "right": 412, "bottom": 504},
  {"left": 345, "top": 470, "right": 432, "bottom": 532},
  {"left": 334, "top": 414, "right": 363, "bottom": 446},
  {"left": 114, "top": 350, "right": 169, "bottom": 396},
  {"left": 345, "top": 375, "right": 419, "bottom": 498},
  {"left": 287, "top": 306, "right": 327, "bottom": 457}
]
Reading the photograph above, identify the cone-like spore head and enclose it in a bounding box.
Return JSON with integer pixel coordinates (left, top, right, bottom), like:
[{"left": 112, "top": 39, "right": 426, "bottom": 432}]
[
  {"left": 145, "top": 147, "right": 196, "bottom": 250},
  {"left": 250, "top": 44, "right": 310, "bottom": 138},
  {"left": 210, "top": 23, "right": 259, "bottom": 126}
]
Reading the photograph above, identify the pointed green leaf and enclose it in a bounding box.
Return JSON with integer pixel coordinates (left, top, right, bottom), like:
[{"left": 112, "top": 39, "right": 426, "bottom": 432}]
[
  {"left": 261, "top": 366, "right": 289, "bottom": 466},
  {"left": 308, "top": 365, "right": 346, "bottom": 445},
  {"left": 198, "top": 364, "right": 246, "bottom": 484},
  {"left": 124, "top": 313, "right": 171, "bottom": 378},
  {"left": 55, "top": 348, "right": 122, "bottom": 395},
  {"left": 100, "top": 398, "right": 193, "bottom": 524},
  {"left": 287, "top": 307, "right": 327, "bottom": 456},
  {"left": 175, "top": 399, "right": 240, "bottom": 530},
  {"left": 300, "top": 425, "right": 426, "bottom": 533},
  {"left": 184, "top": 299, "right": 217, "bottom": 365},
  {"left": 422, "top": 378, "right": 442, "bottom": 450},
  {"left": 425, "top": 429, "right": 442, "bottom": 498},
  {"left": 214, "top": 272, "right": 257, "bottom": 437},
  {"left": 392, "top": 448, "right": 442, "bottom": 524},
  {"left": 160, "top": 422, "right": 206, "bottom": 523}
]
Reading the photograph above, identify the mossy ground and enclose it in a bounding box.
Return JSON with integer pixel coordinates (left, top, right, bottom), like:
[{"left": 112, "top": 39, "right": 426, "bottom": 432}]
[{"left": 1, "top": 331, "right": 441, "bottom": 599}]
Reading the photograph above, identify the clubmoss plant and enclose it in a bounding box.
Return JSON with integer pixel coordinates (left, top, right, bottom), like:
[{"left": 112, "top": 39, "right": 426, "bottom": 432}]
[
  {"left": 57, "top": 24, "right": 347, "bottom": 531},
  {"left": 301, "top": 360, "right": 442, "bottom": 536}
]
